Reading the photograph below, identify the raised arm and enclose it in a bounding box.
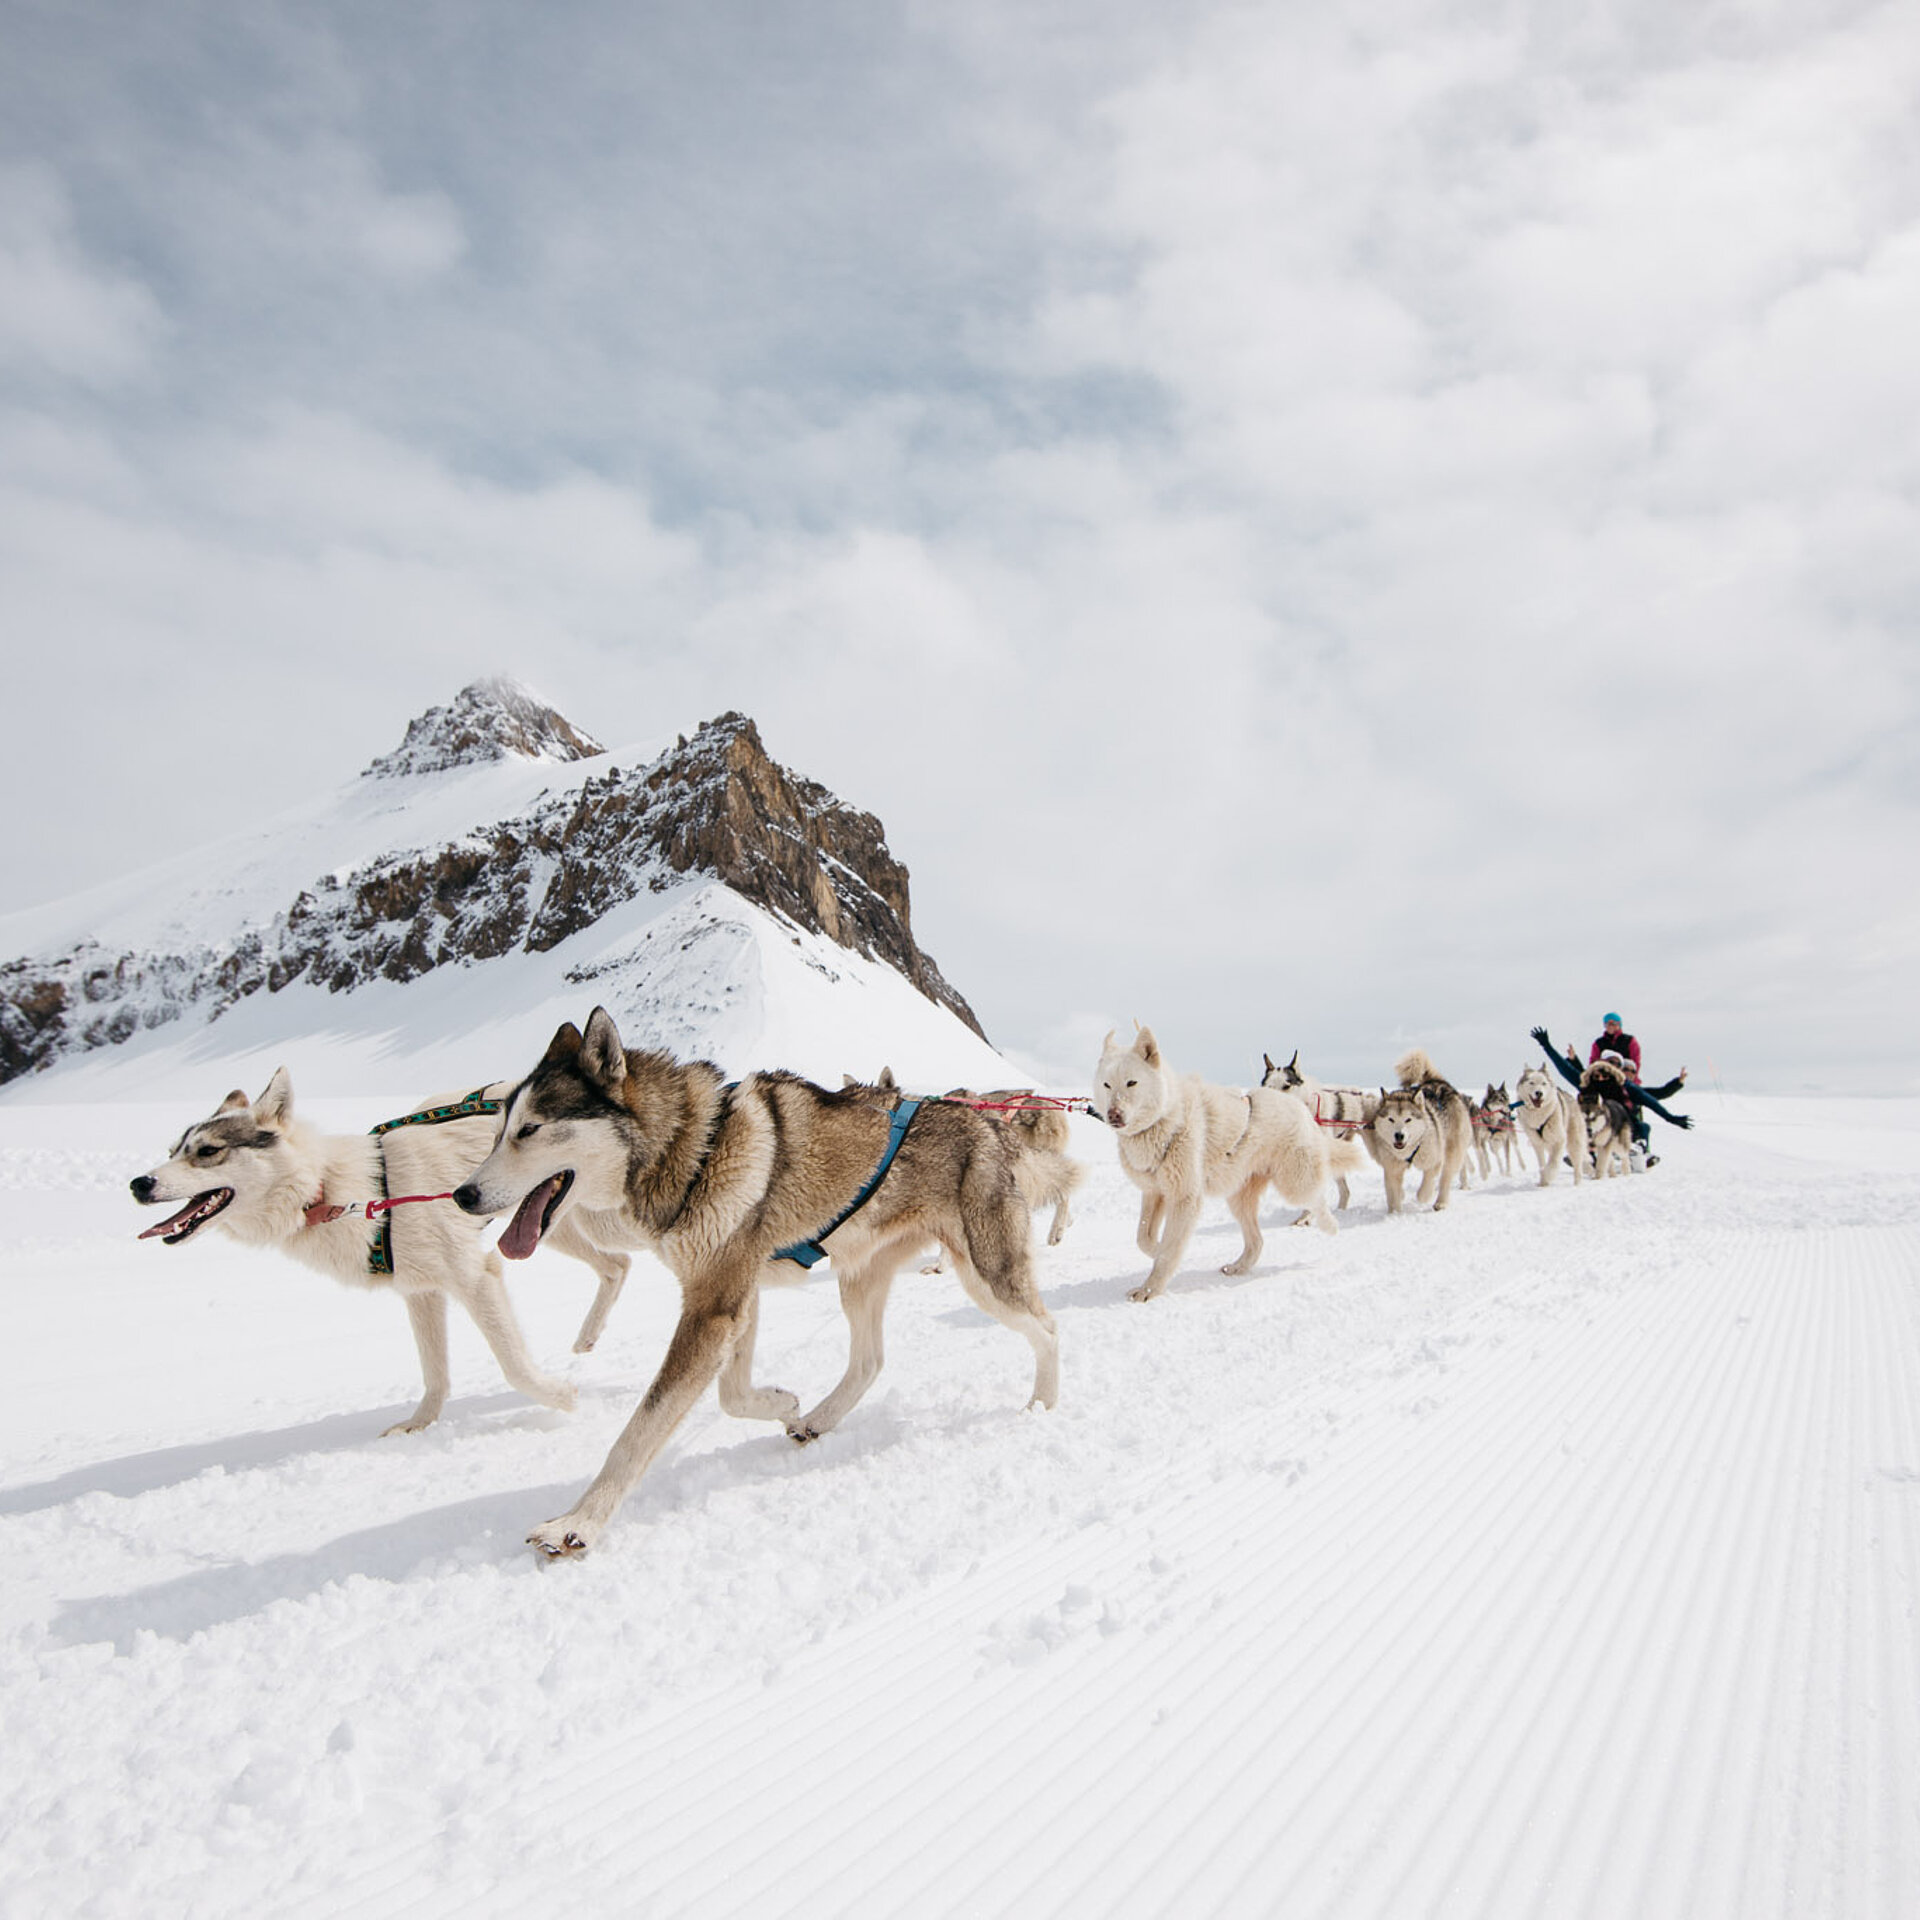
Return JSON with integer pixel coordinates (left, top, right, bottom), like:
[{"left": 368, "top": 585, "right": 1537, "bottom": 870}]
[{"left": 1529, "top": 1027, "right": 1583, "bottom": 1090}]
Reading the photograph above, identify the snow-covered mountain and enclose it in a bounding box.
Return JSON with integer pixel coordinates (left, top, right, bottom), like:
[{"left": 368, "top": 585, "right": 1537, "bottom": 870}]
[{"left": 0, "top": 679, "right": 1010, "bottom": 1099}]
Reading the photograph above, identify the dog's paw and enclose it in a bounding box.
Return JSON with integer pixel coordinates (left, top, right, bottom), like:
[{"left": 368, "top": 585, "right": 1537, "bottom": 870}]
[
  {"left": 528, "top": 1519, "right": 594, "bottom": 1559},
  {"left": 1127, "top": 1281, "right": 1162, "bottom": 1303},
  {"left": 535, "top": 1380, "right": 579, "bottom": 1413},
  {"left": 380, "top": 1410, "right": 438, "bottom": 1437},
  {"left": 1221, "top": 1258, "right": 1253, "bottom": 1276},
  {"left": 786, "top": 1421, "right": 822, "bottom": 1446},
  {"left": 571, "top": 1333, "right": 598, "bottom": 1354}
]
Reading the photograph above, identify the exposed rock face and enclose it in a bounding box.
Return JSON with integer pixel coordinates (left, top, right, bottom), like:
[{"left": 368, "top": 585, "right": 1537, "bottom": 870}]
[
  {"left": 0, "top": 703, "right": 983, "bottom": 1085},
  {"left": 362, "top": 676, "right": 604, "bottom": 778}
]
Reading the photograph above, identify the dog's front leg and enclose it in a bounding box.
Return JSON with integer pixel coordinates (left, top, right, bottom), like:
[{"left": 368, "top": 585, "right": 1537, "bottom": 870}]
[
  {"left": 545, "top": 1213, "right": 633, "bottom": 1354},
  {"left": 456, "top": 1255, "right": 577, "bottom": 1413},
  {"left": 1381, "top": 1157, "right": 1407, "bottom": 1214},
  {"left": 385, "top": 1290, "right": 451, "bottom": 1435},
  {"left": 529, "top": 1275, "right": 751, "bottom": 1559},
  {"left": 1135, "top": 1191, "right": 1165, "bottom": 1256},
  {"left": 1131, "top": 1195, "right": 1200, "bottom": 1301},
  {"left": 716, "top": 1286, "right": 799, "bottom": 1425}
]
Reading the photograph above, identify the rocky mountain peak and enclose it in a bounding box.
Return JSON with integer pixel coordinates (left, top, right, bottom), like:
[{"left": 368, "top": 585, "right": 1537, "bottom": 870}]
[
  {"left": 0, "top": 699, "right": 985, "bottom": 1084},
  {"left": 362, "top": 676, "right": 604, "bottom": 779}
]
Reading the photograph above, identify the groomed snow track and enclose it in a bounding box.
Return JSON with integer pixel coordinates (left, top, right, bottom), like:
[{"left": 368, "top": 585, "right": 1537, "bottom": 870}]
[{"left": 289, "top": 1225, "right": 1920, "bottom": 1920}]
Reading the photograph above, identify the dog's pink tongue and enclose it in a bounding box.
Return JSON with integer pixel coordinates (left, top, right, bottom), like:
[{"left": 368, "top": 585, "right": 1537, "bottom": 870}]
[
  {"left": 138, "top": 1199, "right": 206, "bottom": 1241},
  {"left": 500, "top": 1175, "right": 564, "bottom": 1261}
]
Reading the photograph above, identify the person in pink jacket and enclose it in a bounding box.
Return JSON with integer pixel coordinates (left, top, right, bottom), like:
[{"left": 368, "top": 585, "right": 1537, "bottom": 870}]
[{"left": 1588, "top": 1012, "right": 1642, "bottom": 1080}]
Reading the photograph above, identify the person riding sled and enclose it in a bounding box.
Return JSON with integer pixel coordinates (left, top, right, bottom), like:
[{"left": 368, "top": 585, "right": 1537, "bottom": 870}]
[{"left": 1530, "top": 1021, "right": 1692, "bottom": 1169}]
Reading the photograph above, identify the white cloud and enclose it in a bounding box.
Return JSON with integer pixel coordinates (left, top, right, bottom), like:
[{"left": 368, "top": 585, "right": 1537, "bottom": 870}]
[
  {"left": 2, "top": 0, "right": 1917, "bottom": 1090},
  {"left": 0, "top": 166, "right": 163, "bottom": 383}
]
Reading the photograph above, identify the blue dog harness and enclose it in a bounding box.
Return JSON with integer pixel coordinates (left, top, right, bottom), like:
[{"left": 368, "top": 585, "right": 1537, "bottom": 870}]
[{"left": 772, "top": 1099, "right": 922, "bottom": 1268}]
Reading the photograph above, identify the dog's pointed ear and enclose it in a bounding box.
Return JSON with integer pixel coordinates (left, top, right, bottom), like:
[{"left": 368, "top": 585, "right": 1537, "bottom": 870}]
[
  {"left": 1100, "top": 1028, "right": 1115, "bottom": 1057},
  {"left": 1136, "top": 1027, "right": 1160, "bottom": 1067},
  {"left": 542, "top": 1021, "right": 584, "bottom": 1066},
  {"left": 252, "top": 1069, "right": 293, "bottom": 1127},
  {"left": 841, "top": 1073, "right": 858, "bottom": 1089},
  {"left": 580, "top": 1006, "right": 627, "bottom": 1098},
  {"left": 877, "top": 1066, "right": 898, "bottom": 1090},
  {"left": 1263, "top": 1052, "right": 1275, "bottom": 1076},
  {"left": 218, "top": 1088, "right": 251, "bottom": 1115},
  {"left": 1287, "top": 1049, "right": 1299, "bottom": 1072}
]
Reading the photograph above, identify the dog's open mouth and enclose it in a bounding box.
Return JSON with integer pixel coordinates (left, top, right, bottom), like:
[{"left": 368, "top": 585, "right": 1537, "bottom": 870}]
[
  {"left": 499, "top": 1170, "right": 574, "bottom": 1261},
  {"left": 137, "top": 1188, "right": 235, "bottom": 1245}
]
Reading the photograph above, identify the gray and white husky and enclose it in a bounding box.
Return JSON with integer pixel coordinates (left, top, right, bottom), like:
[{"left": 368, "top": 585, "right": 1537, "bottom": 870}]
[
  {"left": 1097, "top": 1025, "right": 1335, "bottom": 1303},
  {"left": 1579, "top": 1059, "right": 1638, "bottom": 1178},
  {"left": 456, "top": 1009, "right": 1059, "bottom": 1557},
  {"left": 1513, "top": 1063, "right": 1589, "bottom": 1187},
  {"left": 1367, "top": 1047, "right": 1474, "bottom": 1213},
  {"left": 1260, "top": 1050, "right": 1378, "bottom": 1211},
  {"left": 1472, "top": 1082, "right": 1522, "bottom": 1178},
  {"left": 130, "top": 1070, "right": 629, "bottom": 1434}
]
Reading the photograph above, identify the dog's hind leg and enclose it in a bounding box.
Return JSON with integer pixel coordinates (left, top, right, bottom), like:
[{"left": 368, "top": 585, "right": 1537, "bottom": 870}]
[
  {"left": 789, "top": 1256, "right": 901, "bottom": 1443},
  {"left": 1221, "top": 1177, "right": 1267, "bottom": 1274},
  {"left": 451, "top": 1255, "right": 578, "bottom": 1413},
  {"left": 385, "top": 1290, "right": 452, "bottom": 1435},
  {"left": 530, "top": 1265, "right": 760, "bottom": 1556},
  {"left": 545, "top": 1214, "right": 632, "bottom": 1354},
  {"left": 1046, "top": 1193, "right": 1074, "bottom": 1246},
  {"left": 951, "top": 1245, "right": 1059, "bottom": 1413},
  {"left": 716, "top": 1286, "right": 801, "bottom": 1426}
]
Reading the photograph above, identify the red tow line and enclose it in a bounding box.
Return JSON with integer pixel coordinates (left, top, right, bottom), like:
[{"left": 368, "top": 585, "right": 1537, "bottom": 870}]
[
  {"left": 304, "top": 1190, "right": 457, "bottom": 1227},
  {"left": 945, "top": 1095, "right": 1096, "bottom": 1117}
]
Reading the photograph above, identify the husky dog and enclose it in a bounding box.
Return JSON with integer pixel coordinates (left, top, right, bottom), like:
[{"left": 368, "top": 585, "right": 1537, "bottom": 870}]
[
  {"left": 1474, "top": 1083, "right": 1521, "bottom": 1177},
  {"left": 1367, "top": 1048, "right": 1474, "bottom": 1213},
  {"left": 1513, "top": 1064, "right": 1588, "bottom": 1187},
  {"left": 1096, "top": 1026, "right": 1335, "bottom": 1303},
  {"left": 885, "top": 1084, "right": 1084, "bottom": 1277},
  {"left": 1580, "top": 1059, "right": 1637, "bottom": 1178},
  {"left": 456, "top": 1009, "right": 1058, "bottom": 1558},
  {"left": 1260, "top": 1050, "right": 1378, "bottom": 1211},
  {"left": 129, "top": 1070, "right": 629, "bottom": 1434},
  {"left": 944, "top": 1088, "right": 1085, "bottom": 1247}
]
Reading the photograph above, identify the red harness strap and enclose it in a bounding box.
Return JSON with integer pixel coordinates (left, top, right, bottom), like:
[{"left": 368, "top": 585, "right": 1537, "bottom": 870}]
[{"left": 304, "top": 1189, "right": 456, "bottom": 1228}]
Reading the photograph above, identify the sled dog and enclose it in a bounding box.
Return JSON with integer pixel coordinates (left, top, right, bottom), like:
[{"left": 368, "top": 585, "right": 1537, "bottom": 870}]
[
  {"left": 129, "top": 1070, "right": 628, "bottom": 1433},
  {"left": 1097, "top": 1026, "right": 1335, "bottom": 1302},
  {"left": 1580, "top": 1059, "right": 1637, "bottom": 1178},
  {"left": 1367, "top": 1047, "right": 1474, "bottom": 1213},
  {"left": 849, "top": 1077, "right": 1084, "bottom": 1277},
  {"left": 456, "top": 1010, "right": 1058, "bottom": 1558},
  {"left": 945, "top": 1088, "right": 1085, "bottom": 1247},
  {"left": 1473, "top": 1083, "right": 1521, "bottom": 1178},
  {"left": 1261, "top": 1050, "right": 1378, "bottom": 1211},
  {"left": 1513, "top": 1064, "right": 1588, "bottom": 1187}
]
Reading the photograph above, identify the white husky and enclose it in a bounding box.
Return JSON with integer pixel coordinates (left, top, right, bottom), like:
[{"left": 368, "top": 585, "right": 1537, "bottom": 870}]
[
  {"left": 1097, "top": 1026, "right": 1335, "bottom": 1302},
  {"left": 130, "top": 1069, "right": 629, "bottom": 1433},
  {"left": 1513, "top": 1063, "right": 1589, "bottom": 1188}
]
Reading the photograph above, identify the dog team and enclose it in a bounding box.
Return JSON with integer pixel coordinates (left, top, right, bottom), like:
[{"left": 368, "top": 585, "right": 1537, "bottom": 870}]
[{"left": 129, "top": 1009, "right": 1686, "bottom": 1556}]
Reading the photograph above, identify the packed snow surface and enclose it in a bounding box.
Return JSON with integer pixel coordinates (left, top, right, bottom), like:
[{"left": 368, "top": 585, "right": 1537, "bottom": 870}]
[{"left": 3, "top": 1078, "right": 1917, "bottom": 1918}]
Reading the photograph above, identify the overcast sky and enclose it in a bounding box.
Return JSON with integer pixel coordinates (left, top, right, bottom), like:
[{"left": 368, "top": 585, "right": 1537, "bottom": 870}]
[{"left": 4, "top": 0, "right": 1917, "bottom": 1094}]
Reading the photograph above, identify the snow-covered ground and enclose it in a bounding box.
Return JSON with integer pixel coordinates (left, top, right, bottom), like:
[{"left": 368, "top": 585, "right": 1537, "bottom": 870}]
[{"left": 3, "top": 1082, "right": 1917, "bottom": 1917}]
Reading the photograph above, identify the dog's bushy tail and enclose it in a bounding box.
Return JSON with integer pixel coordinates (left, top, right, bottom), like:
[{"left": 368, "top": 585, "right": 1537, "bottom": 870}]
[{"left": 1395, "top": 1046, "right": 1438, "bottom": 1087}]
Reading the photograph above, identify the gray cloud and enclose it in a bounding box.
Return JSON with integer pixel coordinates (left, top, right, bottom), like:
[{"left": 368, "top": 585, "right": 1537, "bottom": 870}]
[{"left": 2, "top": 0, "right": 1916, "bottom": 1093}]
